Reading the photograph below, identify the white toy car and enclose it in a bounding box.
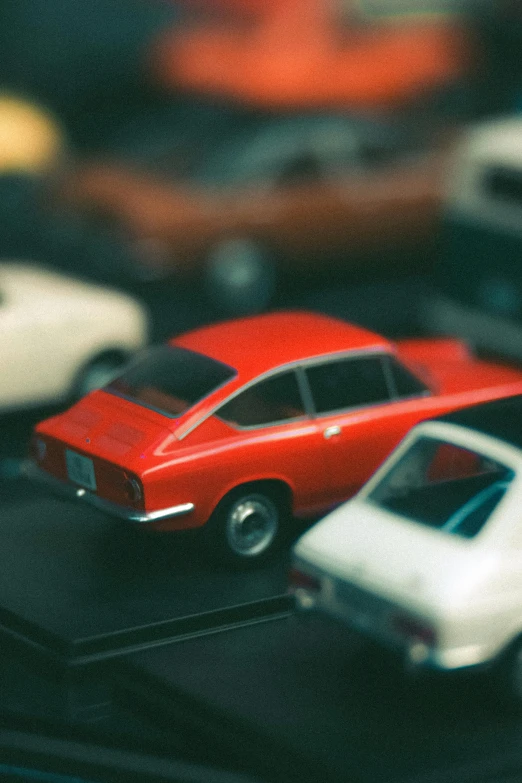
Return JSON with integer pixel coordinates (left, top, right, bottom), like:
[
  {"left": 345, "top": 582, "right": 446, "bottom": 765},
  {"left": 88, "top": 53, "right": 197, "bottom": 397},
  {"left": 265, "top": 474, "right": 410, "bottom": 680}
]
[
  {"left": 291, "top": 395, "right": 522, "bottom": 699},
  {"left": 1, "top": 262, "right": 148, "bottom": 410}
]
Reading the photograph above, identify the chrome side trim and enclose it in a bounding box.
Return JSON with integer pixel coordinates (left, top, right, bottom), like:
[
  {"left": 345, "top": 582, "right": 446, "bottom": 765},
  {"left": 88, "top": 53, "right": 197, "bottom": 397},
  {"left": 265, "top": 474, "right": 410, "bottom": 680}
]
[{"left": 26, "top": 462, "right": 194, "bottom": 524}]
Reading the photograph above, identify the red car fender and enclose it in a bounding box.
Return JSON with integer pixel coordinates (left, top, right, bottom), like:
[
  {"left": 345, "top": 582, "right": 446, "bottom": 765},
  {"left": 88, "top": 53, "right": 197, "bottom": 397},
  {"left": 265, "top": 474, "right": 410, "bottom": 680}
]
[{"left": 142, "top": 430, "right": 298, "bottom": 531}]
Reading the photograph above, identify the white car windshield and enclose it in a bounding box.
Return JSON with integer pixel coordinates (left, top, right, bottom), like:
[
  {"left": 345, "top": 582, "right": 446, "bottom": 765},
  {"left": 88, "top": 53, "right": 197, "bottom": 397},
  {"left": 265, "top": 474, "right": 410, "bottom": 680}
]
[{"left": 369, "top": 436, "right": 514, "bottom": 538}]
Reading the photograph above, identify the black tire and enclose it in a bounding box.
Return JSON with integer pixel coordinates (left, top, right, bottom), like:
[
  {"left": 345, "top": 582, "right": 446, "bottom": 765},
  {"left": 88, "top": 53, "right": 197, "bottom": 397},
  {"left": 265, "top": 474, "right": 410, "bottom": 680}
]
[{"left": 206, "top": 486, "right": 285, "bottom": 565}]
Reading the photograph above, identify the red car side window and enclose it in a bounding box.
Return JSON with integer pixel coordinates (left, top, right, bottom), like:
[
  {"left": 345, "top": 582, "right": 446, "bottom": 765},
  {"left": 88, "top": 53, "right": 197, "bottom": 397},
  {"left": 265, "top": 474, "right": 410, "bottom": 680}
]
[
  {"left": 305, "top": 356, "right": 389, "bottom": 415},
  {"left": 218, "top": 370, "right": 306, "bottom": 427},
  {"left": 386, "top": 356, "right": 430, "bottom": 399}
]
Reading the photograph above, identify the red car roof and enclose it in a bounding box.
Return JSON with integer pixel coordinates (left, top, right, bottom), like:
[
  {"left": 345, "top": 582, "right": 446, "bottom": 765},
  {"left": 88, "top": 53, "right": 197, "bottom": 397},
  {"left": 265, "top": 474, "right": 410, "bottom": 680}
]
[{"left": 172, "top": 311, "right": 391, "bottom": 382}]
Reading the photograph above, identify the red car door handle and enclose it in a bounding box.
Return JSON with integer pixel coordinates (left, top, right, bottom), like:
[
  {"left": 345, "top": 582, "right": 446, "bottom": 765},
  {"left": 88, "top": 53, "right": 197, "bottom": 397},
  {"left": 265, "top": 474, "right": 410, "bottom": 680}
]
[{"left": 323, "top": 425, "right": 341, "bottom": 439}]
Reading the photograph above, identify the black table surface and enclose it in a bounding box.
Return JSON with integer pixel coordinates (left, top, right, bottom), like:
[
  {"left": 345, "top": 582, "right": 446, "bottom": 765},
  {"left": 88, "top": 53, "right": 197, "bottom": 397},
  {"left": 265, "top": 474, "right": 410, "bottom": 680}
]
[
  {"left": 115, "top": 613, "right": 522, "bottom": 783},
  {"left": 0, "top": 486, "right": 292, "bottom": 667}
]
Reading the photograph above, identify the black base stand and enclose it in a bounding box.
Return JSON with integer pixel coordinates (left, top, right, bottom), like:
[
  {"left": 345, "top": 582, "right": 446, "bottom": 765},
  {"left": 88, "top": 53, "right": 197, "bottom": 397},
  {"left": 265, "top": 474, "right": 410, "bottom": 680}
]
[{"left": 0, "top": 492, "right": 292, "bottom": 719}]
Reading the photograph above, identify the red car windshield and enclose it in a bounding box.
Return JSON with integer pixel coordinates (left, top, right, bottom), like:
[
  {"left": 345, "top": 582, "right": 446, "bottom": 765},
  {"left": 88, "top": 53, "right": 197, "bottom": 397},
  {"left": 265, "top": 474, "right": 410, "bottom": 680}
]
[{"left": 106, "top": 345, "right": 236, "bottom": 417}]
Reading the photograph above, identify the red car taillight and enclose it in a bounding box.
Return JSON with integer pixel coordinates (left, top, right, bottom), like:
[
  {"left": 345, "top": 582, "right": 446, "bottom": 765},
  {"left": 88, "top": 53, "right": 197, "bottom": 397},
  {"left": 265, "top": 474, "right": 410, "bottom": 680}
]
[
  {"left": 288, "top": 567, "right": 321, "bottom": 592},
  {"left": 289, "top": 567, "right": 322, "bottom": 610},
  {"left": 93, "top": 466, "right": 145, "bottom": 510},
  {"left": 122, "top": 473, "right": 144, "bottom": 506},
  {"left": 390, "top": 612, "right": 436, "bottom": 647}
]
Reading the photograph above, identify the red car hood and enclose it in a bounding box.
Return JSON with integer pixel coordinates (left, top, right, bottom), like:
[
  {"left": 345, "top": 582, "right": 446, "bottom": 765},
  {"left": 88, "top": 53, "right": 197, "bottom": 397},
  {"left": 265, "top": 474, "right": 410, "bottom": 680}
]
[{"left": 37, "top": 390, "right": 177, "bottom": 469}]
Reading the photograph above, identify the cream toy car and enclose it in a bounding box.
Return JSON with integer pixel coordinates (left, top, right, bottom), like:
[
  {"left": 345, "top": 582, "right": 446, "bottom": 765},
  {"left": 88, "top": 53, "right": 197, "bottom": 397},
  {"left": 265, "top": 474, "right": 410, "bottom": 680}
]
[
  {"left": 1, "top": 262, "right": 148, "bottom": 410},
  {"left": 292, "top": 395, "right": 522, "bottom": 700}
]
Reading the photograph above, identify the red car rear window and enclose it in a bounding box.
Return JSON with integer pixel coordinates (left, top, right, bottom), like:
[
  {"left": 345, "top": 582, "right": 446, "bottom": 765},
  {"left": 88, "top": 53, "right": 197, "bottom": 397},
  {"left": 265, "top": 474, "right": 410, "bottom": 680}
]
[{"left": 106, "top": 345, "right": 236, "bottom": 418}]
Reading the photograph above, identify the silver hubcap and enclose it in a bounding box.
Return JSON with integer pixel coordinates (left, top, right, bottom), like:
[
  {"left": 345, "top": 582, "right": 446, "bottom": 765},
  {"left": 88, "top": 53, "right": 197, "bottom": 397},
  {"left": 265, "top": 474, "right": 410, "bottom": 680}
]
[{"left": 225, "top": 495, "right": 278, "bottom": 557}]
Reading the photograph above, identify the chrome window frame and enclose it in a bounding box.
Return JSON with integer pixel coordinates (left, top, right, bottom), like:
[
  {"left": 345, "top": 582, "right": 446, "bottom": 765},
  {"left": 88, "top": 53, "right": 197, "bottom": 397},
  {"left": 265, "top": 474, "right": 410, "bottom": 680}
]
[
  {"left": 382, "top": 354, "right": 431, "bottom": 401},
  {"left": 179, "top": 348, "right": 432, "bottom": 439},
  {"left": 106, "top": 344, "right": 238, "bottom": 419},
  {"left": 215, "top": 365, "right": 310, "bottom": 431}
]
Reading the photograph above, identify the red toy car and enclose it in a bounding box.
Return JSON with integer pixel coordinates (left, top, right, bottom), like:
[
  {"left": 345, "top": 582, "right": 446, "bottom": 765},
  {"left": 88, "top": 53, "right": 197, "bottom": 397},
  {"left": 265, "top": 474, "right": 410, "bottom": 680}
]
[{"left": 30, "top": 311, "right": 522, "bottom": 563}]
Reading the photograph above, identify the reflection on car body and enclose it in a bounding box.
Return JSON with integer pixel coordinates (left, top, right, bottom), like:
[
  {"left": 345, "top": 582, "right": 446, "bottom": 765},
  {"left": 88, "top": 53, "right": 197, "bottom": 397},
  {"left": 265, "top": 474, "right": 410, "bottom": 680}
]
[{"left": 30, "top": 310, "right": 522, "bottom": 564}]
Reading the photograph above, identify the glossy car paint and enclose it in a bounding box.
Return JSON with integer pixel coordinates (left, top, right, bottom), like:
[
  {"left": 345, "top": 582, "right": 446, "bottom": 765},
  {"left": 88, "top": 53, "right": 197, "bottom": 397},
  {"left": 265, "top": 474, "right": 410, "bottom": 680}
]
[
  {"left": 33, "top": 311, "right": 522, "bottom": 532},
  {"left": 292, "top": 413, "right": 522, "bottom": 671}
]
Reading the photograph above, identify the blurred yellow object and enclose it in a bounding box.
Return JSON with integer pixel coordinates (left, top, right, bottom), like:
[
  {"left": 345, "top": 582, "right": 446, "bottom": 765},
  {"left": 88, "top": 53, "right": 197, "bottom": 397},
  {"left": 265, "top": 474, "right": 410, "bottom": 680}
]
[{"left": 0, "top": 95, "right": 65, "bottom": 174}]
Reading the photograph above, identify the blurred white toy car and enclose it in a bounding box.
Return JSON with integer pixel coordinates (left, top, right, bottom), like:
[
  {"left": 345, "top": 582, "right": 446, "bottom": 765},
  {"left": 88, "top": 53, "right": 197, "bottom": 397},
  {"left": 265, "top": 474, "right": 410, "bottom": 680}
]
[
  {"left": 425, "top": 116, "right": 522, "bottom": 360},
  {"left": 1, "top": 262, "right": 148, "bottom": 410},
  {"left": 291, "top": 395, "right": 522, "bottom": 699}
]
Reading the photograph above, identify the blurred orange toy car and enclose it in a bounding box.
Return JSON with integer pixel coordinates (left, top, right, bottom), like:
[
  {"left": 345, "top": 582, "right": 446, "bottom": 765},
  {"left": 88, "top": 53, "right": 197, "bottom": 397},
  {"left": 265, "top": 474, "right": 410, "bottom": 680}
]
[
  {"left": 57, "top": 0, "right": 480, "bottom": 314},
  {"left": 156, "top": 0, "right": 475, "bottom": 111}
]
